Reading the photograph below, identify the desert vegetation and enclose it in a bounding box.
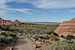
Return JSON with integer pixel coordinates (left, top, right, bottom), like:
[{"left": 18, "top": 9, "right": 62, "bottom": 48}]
[
  {"left": 0, "top": 24, "right": 75, "bottom": 50},
  {"left": 9, "top": 24, "right": 58, "bottom": 35},
  {"left": 50, "top": 40, "right": 75, "bottom": 50},
  {"left": 0, "top": 31, "right": 17, "bottom": 44}
]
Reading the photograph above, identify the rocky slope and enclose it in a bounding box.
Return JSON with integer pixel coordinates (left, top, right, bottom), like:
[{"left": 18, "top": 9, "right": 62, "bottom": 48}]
[{"left": 55, "top": 18, "right": 75, "bottom": 36}]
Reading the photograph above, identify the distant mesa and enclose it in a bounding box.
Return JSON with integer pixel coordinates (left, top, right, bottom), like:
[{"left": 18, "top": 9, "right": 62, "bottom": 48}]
[
  {"left": 55, "top": 18, "right": 75, "bottom": 36},
  {"left": 0, "top": 18, "right": 32, "bottom": 25}
]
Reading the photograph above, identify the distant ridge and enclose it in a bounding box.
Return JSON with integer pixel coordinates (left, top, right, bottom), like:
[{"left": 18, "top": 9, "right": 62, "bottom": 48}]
[{"left": 32, "top": 22, "right": 60, "bottom": 24}]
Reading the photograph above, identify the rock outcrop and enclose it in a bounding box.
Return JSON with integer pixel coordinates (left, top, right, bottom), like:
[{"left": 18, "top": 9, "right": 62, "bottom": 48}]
[
  {"left": 15, "top": 19, "right": 21, "bottom": 24},
  {"left": 55, "top": 18, "right": 75, "bottom": 36},
  {"left": 0, "top": 18, "right": 32, "bottom": 25},
  {"left": 0, "top": 18, "right": 21, "bottom": 25},
  {"left": 0, "top": 18, "right": 12, "bottom": 25}
]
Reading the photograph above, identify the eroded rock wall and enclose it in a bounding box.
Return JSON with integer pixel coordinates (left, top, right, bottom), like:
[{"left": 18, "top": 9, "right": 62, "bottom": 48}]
[{"left": 55, "top": 18, "right": 75, "bottom": 36}]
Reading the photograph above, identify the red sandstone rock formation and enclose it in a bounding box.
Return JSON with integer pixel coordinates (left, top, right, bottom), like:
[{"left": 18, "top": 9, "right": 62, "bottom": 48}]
[
  {"left": 55, "top": 18, "right": 75, "bottom": 36},
  {"left": 0, "top": 18, "right": 13, "bottom": 25},
  {"left": 0, "top": 18, "right": 33, "bottom": 25},
  {"left": 0, "top": 18, "right": 21, "bottom": 25},
  {"left": 70, "top": 18, "right": 75, "bottom": 21},
  {"left": 15, "top": 19, "right": 21, "bottom": 24},
  {"left": 0, "top": 18, "right": 4, "bottom": 25}
]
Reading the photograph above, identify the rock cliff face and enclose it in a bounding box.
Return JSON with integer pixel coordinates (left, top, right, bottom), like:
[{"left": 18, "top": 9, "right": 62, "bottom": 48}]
[
  {"left": 55, "top": 18, "right": 75, "bottom": 36},
  {"left": 0, "top": 18, "right": 21, "bottom": 25}
]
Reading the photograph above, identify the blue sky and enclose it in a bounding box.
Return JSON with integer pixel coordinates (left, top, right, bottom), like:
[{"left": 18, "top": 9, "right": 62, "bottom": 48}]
[{"left": 0, "top": 0, "right": 75, "bottom": 22}]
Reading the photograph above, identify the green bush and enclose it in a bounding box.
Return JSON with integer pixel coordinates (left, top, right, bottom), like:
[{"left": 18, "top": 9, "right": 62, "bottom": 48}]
[
  {"left": 0, "top": 31, "right": 6, "bottom": 35},
  {"left": 0, "top": 25, "right": 10, "bottom": 31},
  {"left": 52, "top": 32, "right": 59, "bottom": 37},
  {"left": 50, "top": 41, "right": 75, "bottom": 50},
  {"left": 0, "top": 31, "right": 16, "bottom": 44},
  {"left": 0, "top": 35, "right": 14, "bottom": 44},
  {"left": 61, "top": 35, "right": 65, "bottom": 38},
  {"left": 0, "top": 35, "right": 6, "bottom": 42},
  {"left": 9, "top": 33, "right": 16, "bottom": 38},
  {"left": 5, "top": 36, "right": 14, "bottom": 44},
  {"left": 66, "top": 35, "right": 75, "bottom": 40},
  {"left": 1, "top": 31, "right": 9, "bottom": 36},
  {"left": 47, "top": 31, "right": 53, "bottom": 34}
]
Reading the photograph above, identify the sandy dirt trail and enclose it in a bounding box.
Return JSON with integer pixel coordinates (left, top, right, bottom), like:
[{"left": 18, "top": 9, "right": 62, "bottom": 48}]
[{"left": 14, "top": 36, "right": 35, "bottom": 50}]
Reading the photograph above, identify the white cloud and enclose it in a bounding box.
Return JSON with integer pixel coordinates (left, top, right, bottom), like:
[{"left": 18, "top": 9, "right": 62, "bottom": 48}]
[
  {"left": 0, "top": 0, "right": 75, "bottom": 16},
  {"left": 0, "top": 0, "right": 75, "bottom": 9},
  {"left": 0, "top": 10, "right": 6, "bottom": 15},
  {"left": 9, "top": 8, "right": 32, "bottom": 14},
  {"left": 0, "top": 8, "right": 33, "bottom": 15},
  {"left": 31, "top": 0, "right": 75, "bottom": 9},
  {"left": 0, "top": 0, "right": 34, "bottom": 15},
  {"left": 0, "top": 0, "right": 41, "bottom": 16},
  {"left": 69, "top": 10, "right": 75, "bottom": 13}
]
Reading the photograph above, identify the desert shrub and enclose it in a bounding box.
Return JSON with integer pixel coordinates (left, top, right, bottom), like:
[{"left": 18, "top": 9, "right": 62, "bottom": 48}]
[
  {"left": 50, "top": 41, "right": 75, "bottom": 50},
  {"left": 33, "top": 35, "right": 39, "bottom": 40},
  {"left": 0, "top": 31, "right": 9, "bottom": 37},
  {"left": 52, "top": 32, "right": 59, "bottom": 37},
  {"left": 9, "top": 33, "right": 16, "bottom": 38},
  {"left": 6, "top": 31, "right": 17, "bottom": 38},
  {"left": 39, "top": 34, "right": 49, "bottom": 39},
  {"left": 0, "top": 31, "right": 6, "bottom": 35},
  {"left": 53, "top": 37, "right": 60, "bottom": 41},
  {"left": 37, "top": 38, "right": 42, "bottom": 41},
  {"left": 61, "top": 35, "right": 65, "bottom": 38},
  {"left": 0, "top": 35, "right": 6, "bottom": 42},
  {"left": 0, "top": 36, "right": 14, "bottom": 44},
  {"left": 0, "top": 31, "right": 16, "bottom": 44},
  {"left": 0, "top": 25, "right": 10, "bottom": 31},
  {"left": 0, "top": 31, "right": 17, "bottom": 37},
  {"left": 26, "top": 33, "right": 48, "bottom": 41},
  {"left": 47, "top": 31, "right": 53, "bottom": 34},
  {"left": 49, "top": 34, "right": 60, "bottom": 41},
  {"left": 5, "top": 36, "right": 14, "bottom": 44},
  {"left": 69, "top": 44, "right": 75, "bottom": 50},
  {"left": 66, "top": 35, "right": 75, "bottom": 40}
]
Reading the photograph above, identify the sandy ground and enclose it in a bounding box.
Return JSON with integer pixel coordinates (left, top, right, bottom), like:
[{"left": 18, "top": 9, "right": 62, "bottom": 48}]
[{"left": 14, "top": 36, "right": 35, "bottom": 50}]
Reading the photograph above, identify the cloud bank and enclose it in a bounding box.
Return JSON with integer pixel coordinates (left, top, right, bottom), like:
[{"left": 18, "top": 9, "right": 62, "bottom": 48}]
[
  {"left": 31, "top": 0, "right": 75, "bottom": 9},
  {"left": 0, "top": 0, "right": 75, "bottom": 16}
]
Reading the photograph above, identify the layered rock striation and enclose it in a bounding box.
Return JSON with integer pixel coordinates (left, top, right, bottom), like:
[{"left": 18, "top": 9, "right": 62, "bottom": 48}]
[{"left": 55, "top": 18, "right": 75, "bottom": 36}]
